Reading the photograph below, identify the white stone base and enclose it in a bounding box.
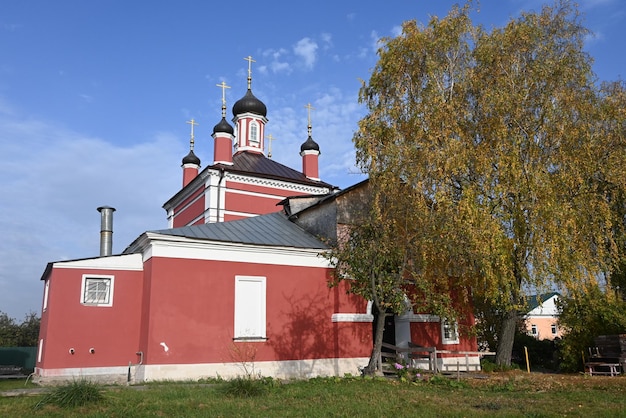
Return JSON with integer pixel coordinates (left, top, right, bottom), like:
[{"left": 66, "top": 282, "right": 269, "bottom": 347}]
[{"left": 35, "top": 357, "right": 370, "bottom": 385}]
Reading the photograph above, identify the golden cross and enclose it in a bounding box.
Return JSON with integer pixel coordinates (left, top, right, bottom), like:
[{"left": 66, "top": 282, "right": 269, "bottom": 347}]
[
  {"left": 244, "top": 55, "right": 256, "bottom": 89},
  {"left": 216, "top": 81, "right": 231, "bottom": 116},
  {"left": 266, "top": 134, "right": 277, "bottom": 158},
  {"left": 304, "top": 103, "right": 315, "bottom": 136},
  {"left": 304, "top": 103, "right": 315, "bottom": 127},
  {"left": 216, "top": 81, "right": 231, "bottom": 105},
  {"left": 186, "top": 119, "right": 198, "bottom": 150}
]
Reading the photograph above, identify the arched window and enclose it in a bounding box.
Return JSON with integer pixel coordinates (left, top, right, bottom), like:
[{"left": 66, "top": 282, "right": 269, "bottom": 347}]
[{"left": 249, "top": 122, "right": 259, "bottom": 146}]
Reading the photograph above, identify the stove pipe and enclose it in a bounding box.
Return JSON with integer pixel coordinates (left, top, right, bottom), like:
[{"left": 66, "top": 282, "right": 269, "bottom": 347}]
[{"left": 97, "top": 206, "right": 116, "bottom": 257}]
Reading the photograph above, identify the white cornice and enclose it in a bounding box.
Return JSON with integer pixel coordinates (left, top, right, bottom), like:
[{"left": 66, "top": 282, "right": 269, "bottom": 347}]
[
  {"left": 331, "top": 314, "right": 373, "bottom": 323},
  {"left": 142, "top": 233, "right": 331, "bottom": 268},
  {"left": 53, "top": 254, "right": 143, "bottom": 271},
  {"left": 396, "top": 313, "right": 440, "bottom": 323},
  {"left": 226, "top": 172, "right": 330, "bottom": 194}
]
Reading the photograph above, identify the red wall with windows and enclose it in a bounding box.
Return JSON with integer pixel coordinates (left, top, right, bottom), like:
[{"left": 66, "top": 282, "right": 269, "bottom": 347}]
[
  {"left": 136, "top": 256, "right": 370, "bottom": 366},
  {"left": 38, "top": 268, "right": 143, "bottom": 370},
  {"left": 409, "top": 315, "right": 477, "bottom": 352}
]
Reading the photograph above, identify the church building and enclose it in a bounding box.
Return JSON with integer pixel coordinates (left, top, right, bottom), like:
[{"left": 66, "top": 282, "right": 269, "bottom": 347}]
[{"left": 34, "top": 57, "right": 479, "bottom": 384}]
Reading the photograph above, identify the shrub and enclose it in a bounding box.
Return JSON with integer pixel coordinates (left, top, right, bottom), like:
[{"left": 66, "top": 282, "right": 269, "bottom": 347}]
[
  {"left": 34, "top": 379, "right": 103, "bottom": 409},
  {"left": 512, "top": 331, "right": 559, "bottom": 371},
  {"left": 220, "top": 376, "right": 276, "bottom": 398}
]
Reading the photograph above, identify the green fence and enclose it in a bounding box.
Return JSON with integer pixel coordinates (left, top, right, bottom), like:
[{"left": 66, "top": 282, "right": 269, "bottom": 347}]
[{"left": 0, "top": 347, "right": 37, "bottom": 372}]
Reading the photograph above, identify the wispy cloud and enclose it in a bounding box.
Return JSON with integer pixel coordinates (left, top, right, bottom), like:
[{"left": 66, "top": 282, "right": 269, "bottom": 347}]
[
  {"left": 0, "top": 101, "right": 181, "bottom": 319},
  {"left": 293, "top": 37, "right": 318, "bottom": 70},
  {"left": 260, "top": 48, "right": 292, "bottom": 74}
]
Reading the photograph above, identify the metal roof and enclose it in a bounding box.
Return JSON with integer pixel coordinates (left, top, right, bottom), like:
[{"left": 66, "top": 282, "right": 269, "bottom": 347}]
[
  {"left": 148, "top": 211, "right": 328, "bottom": 249},
  {"left": 526, "top": 292, "right": 560, "bottom": 311}
]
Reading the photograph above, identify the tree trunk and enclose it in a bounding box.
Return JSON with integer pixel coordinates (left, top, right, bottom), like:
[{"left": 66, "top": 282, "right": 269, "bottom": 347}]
[
  {"left": 363, "top": 309, "right": 387, "bottom": 376},
  {"left": 495, "top": 308, "right": 517, "bottom": 366}
]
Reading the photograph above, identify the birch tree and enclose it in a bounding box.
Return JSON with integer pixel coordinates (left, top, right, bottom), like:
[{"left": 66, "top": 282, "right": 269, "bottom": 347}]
[{"left": 347, "top": 1, "right": 626, "bottom": 365}]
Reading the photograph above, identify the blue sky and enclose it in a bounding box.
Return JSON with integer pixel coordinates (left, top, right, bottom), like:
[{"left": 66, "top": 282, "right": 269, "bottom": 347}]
[{"left": 1, "top": 0, "right": 624, "bottom": 320}]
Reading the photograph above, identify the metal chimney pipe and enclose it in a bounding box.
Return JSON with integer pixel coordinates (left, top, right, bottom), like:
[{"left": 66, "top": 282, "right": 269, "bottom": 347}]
[{"left": 97, "top": 206, "right": 116, "bottom": 256}]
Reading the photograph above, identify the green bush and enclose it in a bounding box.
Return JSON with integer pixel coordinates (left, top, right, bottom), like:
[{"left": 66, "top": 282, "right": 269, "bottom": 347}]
[
  {"left": 512, "top": 331, "right": 559, "bottom": 371},
  {"left": 34, "top": 379, "right": 103, "bottom": 409},
  {"left": 557, "top": 286, "right": 626, "bottom": 372},
  {"left": 220, "top": 376, "right": 276, "bottom": 398}
]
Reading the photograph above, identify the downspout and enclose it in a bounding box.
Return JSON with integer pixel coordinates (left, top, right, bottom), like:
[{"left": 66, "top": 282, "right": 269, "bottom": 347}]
[{"left": 127, "top": 351, "right": 144, "bottom": 384}]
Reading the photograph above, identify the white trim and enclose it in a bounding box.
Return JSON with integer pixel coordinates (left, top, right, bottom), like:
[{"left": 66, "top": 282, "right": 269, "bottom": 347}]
[
  {"left": 80, "top": 274, "right": 115, "bottom": 307},
  {"left": 249, "top": 120, "right": 260, "bottom": 147},
  {"left": 53, "top": 253, "right": 143, "bottom": 271},
  {"left": 143, "top": 234, "right": 331, "bottom": 268},
  {"left": 441, "top": 320, "right": 460, "bottom": 345},
  {"left": 42, "top": 279, "right": 50, "bottom": 311},
  {"left": 226, "top": 173, "right": 331, "bottom": 195},
  {"left": 397, "top": 313, "right": 440, "bottom": 323},
  {"left": 331, "top": 313, "right": 373, "bottom": 322},
  {"left": 221, "top": 210, "right": 258, "bottom": 219},
  {"left": 206, "top": 171, "right": 224, "bottom": 223},
  {"left": 37, "top": 339, "right": 43, "bottom": 363}
]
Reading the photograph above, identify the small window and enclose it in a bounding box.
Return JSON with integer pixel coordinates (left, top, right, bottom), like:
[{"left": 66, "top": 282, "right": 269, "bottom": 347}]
[
  {"left": 234, "top": 276, "right": 266, "bottom": 340},
  {"left": 551, "top": 324, "right": 557, "bottom": 335},
  {"left": 531, "top": 324, "right": 538, "bottom": 336},
  {"left": 81, "top": 275, "right": 114, "bottom": 307},
  {"left": 249, "top": 122, "right": 259, "bottom": 146},
  {"left": 441, "top": 319, "right": 459, "bottom": 344}
]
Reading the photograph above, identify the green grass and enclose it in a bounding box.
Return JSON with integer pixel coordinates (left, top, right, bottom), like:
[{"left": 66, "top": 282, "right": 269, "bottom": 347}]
[
  {"left": 0, "top": 376, "right": 39, "bottom": 391},
  {"left": 33, "top": 379, "right": 103, "bottom": 410},
  {"left": 2, "top": 372, "right": 626, "bottom": 417}
]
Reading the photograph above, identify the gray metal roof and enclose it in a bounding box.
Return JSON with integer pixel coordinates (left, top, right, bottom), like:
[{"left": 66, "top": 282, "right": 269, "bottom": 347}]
[{"left": 148, "top": 211, "right": 328, "bottom": 249}]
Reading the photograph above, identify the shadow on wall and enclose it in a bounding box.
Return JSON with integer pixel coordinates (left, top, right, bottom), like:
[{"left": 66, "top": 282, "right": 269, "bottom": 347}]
[{"left": 268, "top": 287, "right": 369, "bottom": 378}]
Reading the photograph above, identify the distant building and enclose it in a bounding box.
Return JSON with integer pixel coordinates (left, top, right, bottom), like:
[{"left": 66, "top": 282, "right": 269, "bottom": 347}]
[
  {"left": 34, "top": 58, "right": 478, "bottom": 384},
  {"left": 524, "top": 292, "right": 562, "bottom": 340}
]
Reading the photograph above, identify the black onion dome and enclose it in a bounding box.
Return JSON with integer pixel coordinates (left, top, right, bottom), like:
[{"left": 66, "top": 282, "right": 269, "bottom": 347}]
[
  {"left": 300, "top": 135, "right": 320, "bottom": 152},
  {"left": 182, "top": 150, "right": 201, "bottom": 165},
  {"left": 213, "top": 117, "right": 234, "bottom": 135},
  {"left": 232, "top": 89, "right": 267, "bottom": 117}
]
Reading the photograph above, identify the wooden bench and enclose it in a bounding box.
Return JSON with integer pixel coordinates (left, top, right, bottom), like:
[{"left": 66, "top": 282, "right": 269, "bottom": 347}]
[
  {"left": 586, "top": 335, "right": 626, "bottom": 377},
  {"left": 585, "top": 361, "right": 621, "bottom": 376}
]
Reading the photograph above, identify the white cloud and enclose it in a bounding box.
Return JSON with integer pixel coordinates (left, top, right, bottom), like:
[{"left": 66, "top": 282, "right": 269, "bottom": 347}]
[
  {"left": 0, "top": 103, "right": 181, "bottom": 319},
  {"left": 320, "top": 32, "right": 333, "bottom": 50},
  {"left": 370, "top": 30, "right": 385, "bottom": 53},
  {"left": 293, "top": 38, "right": 318, "bottom": 70},
  {"left": 391, "top": 25, "right": 403, "bottom": 38},
  {"left": 261, "top": 48, "right": 292, "bottom": 74}
]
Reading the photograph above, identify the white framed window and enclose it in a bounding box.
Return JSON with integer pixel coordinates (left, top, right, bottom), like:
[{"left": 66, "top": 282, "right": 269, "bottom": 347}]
[
  {"left": 249, "top": 121, "right": 259, "bottom": 146},
  {"left": 80, "top": 275, "right": 114, "bottom": 307},
  {"left": 441, "top": 319, "right": 459, "bottom": 344},
  {"left": 42, "top": 279, "right": 50, "bottom": 311},
  {"left": 551, "top": 324, "right": 557, "bottom": 335},
  {"left": 531, "top": 324, "right": 538, "bottom": 336},
  {"left": 234, "top": 276, "right": 266, "bottom": 340}
]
